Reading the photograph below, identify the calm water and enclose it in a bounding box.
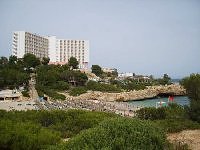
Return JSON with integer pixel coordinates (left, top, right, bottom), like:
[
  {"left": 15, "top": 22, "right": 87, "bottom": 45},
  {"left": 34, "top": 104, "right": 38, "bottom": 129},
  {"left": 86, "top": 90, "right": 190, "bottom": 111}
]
[{"left": 127, "top": 96, "right": 190, "bottom": 108}]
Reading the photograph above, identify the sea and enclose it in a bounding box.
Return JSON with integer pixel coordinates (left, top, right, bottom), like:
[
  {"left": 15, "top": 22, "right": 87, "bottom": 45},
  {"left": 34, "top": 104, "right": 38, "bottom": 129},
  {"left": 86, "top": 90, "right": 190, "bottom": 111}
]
[{"left": 127, "top": 96, "right": 189, "bottom": 108}]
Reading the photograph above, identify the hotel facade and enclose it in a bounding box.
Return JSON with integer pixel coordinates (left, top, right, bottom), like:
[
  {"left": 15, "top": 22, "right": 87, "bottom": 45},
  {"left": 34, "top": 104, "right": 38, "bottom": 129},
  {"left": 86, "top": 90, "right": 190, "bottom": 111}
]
[{"left": 12, "top": 31, "right": 89, "bottom": 69}]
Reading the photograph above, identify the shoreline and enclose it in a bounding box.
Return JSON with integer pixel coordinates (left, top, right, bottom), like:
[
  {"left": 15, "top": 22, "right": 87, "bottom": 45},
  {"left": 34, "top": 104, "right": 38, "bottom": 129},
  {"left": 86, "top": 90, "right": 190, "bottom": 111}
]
[{"left": 123, "top": 95, "right": 187, "bottom": 102}]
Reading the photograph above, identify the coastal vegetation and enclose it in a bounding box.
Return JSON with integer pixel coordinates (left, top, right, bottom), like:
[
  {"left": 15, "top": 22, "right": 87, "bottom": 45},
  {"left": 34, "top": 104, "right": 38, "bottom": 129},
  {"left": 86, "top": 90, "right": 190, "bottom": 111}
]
[
  {"left": 1, "top": 105, "right": 199, "bottom": 150},
  {"left": 110, "top": 78, "right": 147, "bottom": 91},
  {"left": 134, "top": 73, "right": 200, "bottom": 135},
  {"left": 51, "top": 118, "right": 167, "bottom": 150},
  {"left": 180, "top": 73, "right": 200, "bottom": 123},
  {"left": 87, "top": 80, "right": 121, "bottom": 92},
  {"left": 69, "top": 87, "right": 87, "bottom": 96},
  {"left": 0, "top": 69, "right": 200, "bottom": 149},
  {"left": 0, "top": 54, "right": 175, "bottom": 100},
  {"left": 135, "top": 103, "right": 200, "bottom": 133},
  {"left": 0, "top": 109, "right": 117, "bottom": 150}
]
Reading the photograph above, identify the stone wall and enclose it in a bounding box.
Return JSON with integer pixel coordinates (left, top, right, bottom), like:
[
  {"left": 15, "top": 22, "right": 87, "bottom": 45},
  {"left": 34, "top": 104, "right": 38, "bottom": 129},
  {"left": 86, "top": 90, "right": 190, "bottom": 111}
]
[{"left": 63, "top": 84, "right": 186, "bottom": 102}]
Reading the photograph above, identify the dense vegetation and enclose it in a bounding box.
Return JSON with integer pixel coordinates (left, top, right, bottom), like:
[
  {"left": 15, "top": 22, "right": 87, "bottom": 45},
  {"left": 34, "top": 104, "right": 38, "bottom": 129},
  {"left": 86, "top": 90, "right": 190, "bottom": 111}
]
[
  {"left": 0, "top": 109, "right": 117, "bottom": 150},
  {"left": 135, "top": 103, "right": 200, "bottom": 133},
  {"left": 68, "top": 57, "right": 79, "bottom": 69},
  {"left": 36, "top": 64, "right": 88, "bottom": 100},
  {"left": 1, "top": 72, "right": 200, "bottom": 149},
  {"left": 0, "top": 120, "right": 60, "bottom": 150},
  {"left": 1, "top": 107, "right": 197, "bottom": 150},
  {"left": 51, "top": 118, "right": 167, "bottom": 150},
  {"left": 1, "top": 54, "right": 174, "bottom": 99},
  {"left": 180, "top": 73, "right": 200, "bottom": 123},
  {"left": 1, "top": 109, "right": 175, "bottom": 150},
  {"left": 91, "top": 65, "right": 103, "bottom": 77},
  {"left": 87, "top": 80, "right": 121, "bottom": 92},
  {"left": 0, "top": 55, "right": 30, "bottom": 89},
  {"left": 110, "top": 78, "right": 147, "bottom": 91},
  {"left": 69, "top": 87, "right": 87, "bottom": 96}
]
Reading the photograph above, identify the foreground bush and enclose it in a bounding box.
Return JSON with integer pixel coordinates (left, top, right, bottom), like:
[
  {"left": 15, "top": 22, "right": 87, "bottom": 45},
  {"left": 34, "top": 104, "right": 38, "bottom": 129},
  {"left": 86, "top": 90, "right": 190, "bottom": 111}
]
[
  {"left": 155, "top": 119, "right": 200, "bottom": 133},
  {"left": 135, "top": 107, "right": 166, "bottom": 120},
  {"left": 0, "top": 109, "right": 117, "bottom": 138},
  {"left": 0, "top": 120, "right": 61, "bottom": 150},
  {"left": 54, "top": 118, "right": 167, "bottom": 150},
  {"left": 180, "top": 73, "right": 200, "bottom": 123},
  {"left": 135, "top": 103, "right": 188, "bottom": 121},
  {"left": 135, "top": 103, "right": 200, "bottom": 133}
]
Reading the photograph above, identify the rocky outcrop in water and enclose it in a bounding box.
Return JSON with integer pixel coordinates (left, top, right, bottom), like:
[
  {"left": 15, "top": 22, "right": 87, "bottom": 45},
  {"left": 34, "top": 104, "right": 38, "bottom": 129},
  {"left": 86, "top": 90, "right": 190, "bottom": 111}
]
[{"left": 63, "top": 84, "right": 186, "bottom": 102}]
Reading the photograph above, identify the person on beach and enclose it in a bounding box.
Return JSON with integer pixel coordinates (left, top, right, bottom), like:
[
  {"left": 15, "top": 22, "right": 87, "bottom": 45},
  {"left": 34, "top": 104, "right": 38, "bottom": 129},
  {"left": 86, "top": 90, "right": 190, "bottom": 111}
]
[{"left": 168, "top": 96, "right": 174, "bottom": 102}]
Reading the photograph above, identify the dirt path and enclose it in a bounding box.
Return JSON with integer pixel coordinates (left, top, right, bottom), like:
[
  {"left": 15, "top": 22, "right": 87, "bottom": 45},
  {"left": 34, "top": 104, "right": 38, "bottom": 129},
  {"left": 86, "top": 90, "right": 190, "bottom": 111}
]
[{"left": 167, "top": 130, "right": 200, "bottom": 150}]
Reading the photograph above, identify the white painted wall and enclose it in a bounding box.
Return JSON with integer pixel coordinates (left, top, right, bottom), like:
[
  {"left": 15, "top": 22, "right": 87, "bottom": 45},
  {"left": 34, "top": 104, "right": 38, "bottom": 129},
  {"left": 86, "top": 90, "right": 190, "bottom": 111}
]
[
  {"left": 84, "top": 40, "right": 89, "bottom": 63},
  {"left": 12, "top": 31, "right": 89, "bottom": 69},
  {"left": 46, "top": 36, "right": 57, "bottom": 62},
  {"left": 12, "top": 31, "right": 25, "bottom": 58}
]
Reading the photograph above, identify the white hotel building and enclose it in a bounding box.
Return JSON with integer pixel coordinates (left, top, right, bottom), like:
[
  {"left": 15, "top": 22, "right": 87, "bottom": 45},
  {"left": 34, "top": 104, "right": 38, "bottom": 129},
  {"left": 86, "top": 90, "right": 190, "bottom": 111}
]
[{"left": 12, "top": 31, "right": 89, "bottom": 69}]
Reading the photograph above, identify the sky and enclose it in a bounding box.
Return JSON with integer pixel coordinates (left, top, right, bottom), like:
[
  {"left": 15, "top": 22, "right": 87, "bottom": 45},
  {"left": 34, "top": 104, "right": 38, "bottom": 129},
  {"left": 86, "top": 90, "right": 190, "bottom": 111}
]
[{"left": 0, "top": 0, "right": 200, "bottom": 78}]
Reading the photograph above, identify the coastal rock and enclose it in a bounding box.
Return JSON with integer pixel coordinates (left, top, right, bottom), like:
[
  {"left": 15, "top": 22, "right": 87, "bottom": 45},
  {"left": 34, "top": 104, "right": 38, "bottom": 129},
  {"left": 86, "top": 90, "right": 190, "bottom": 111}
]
[{"left": 63, "top": 84, "right": 186, "bottom": 102}]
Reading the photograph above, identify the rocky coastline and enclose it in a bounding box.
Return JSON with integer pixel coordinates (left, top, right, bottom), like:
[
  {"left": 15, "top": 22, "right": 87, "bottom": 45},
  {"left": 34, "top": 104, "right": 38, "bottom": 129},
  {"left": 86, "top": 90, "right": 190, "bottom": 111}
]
[{"left": 63, "top": 84, "right": 186, "bottom": 102}]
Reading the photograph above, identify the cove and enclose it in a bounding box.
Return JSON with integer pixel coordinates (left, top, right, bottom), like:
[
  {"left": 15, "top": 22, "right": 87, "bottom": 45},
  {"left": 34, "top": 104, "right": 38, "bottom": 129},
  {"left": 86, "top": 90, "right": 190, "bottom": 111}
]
[{"left": 127, "top": 96, "right": 189, "bottom": 108}]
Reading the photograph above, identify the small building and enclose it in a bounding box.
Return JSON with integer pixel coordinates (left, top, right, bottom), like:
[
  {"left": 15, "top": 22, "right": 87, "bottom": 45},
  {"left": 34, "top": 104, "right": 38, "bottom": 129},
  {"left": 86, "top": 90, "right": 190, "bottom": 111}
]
[
  {"left": 132, "top": 75, "right": 151, "bottom": 83},
  {"left": 118, "top": 72, "right": 134, "bottom": 78},
  {"left": 102, "top": 67, "right": 117, "bottom": 73},
  {"left": 0, "top": 90, "right": 22, "bottom": 101}
]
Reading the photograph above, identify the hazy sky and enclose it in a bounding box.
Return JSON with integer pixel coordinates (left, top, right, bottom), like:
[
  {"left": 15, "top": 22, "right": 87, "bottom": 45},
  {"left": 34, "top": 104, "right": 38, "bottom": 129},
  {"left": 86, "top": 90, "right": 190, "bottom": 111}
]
[{"left": 0, "top": 0, "right": 199, "bottom": 78}]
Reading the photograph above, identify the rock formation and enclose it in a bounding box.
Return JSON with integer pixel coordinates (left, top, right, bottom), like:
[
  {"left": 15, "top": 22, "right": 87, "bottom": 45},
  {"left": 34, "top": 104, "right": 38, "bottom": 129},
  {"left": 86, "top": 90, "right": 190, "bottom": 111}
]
[{"left": 63, "top": 84, "right": 186, "bottom": 102}]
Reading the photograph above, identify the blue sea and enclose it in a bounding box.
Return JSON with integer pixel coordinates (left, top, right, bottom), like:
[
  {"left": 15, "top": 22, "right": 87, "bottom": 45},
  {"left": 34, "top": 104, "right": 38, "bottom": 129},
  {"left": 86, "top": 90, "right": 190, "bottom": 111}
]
[{"left": 127, "top": 96, "right": 189, "bottom": 108}]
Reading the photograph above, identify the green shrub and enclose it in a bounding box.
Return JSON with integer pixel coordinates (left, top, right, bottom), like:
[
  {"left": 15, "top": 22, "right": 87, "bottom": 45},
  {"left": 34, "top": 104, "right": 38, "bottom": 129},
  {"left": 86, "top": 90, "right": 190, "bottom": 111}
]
[
  {"left": 43, "top": 89, "right": 66, "bottom": 100},
  {"left": 51, "top": 81, "right": 69, "bottom": 91},
  {"left": 62, "top": 118, "right": 167, "bottom": 150},
  {"left": 165, "top": 103, "right": 188, "bottom": 119},
  {"left": 47, "top": 109, "right": 117, "bottom": 138},
  {"left": 135, "top": 103, "right": 188, "bottom": 121},
  {"left": 0, "top": 109, "right": 117, "bottom": 139},
  {"left": 135, "top": 107, "right": 166, "bottom": 120},
  {"left": 0, "top": 120, "right": 61, "bottom": 150},
  {"left": 69, "top": 87, "right": 87, "bottom": 96},
  {"left": 188, "top": 100, "right": 200, "bottom": 123},
  {"left": 87, "top": 80, "right": 121, "bottom": 92},
  {"left": 35, "top": 84, "right": 66, "bottom": 100},
  {"left": 35, "top": 84, "right": 45, "bottom": 97},
  {"left": 111, "top": 79, "right": 147, "bottom": 91},
  {"left": 180, "top": 73, "right": 200, "bottom": 123},
  {"left": 155, "top": 119, "right": 200, "bottom": 133}
]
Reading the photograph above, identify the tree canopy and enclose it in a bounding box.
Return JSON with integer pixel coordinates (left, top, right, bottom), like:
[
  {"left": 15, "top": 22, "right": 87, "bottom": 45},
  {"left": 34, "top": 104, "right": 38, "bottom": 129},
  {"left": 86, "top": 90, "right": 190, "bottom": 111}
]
[
  {"left": 0, "top": 55, "right": 29, "bottom": 89},
  {"left": 41, "top": 57, "right": 50, "bottom": 65},
  {"left": 23, "top": 53, "right": 40, "bottom": 70},
  {"left": 91, "top": 65, "right": 103, "bottom": 77},
  {"left": 68, "top": 57, "right": 79, "bottom": 69}
]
